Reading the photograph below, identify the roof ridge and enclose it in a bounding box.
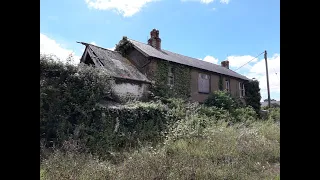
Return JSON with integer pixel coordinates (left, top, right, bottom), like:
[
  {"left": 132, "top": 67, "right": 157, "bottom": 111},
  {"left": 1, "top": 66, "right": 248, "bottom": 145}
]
[
  {"left": 127, "top": 39, "right": 246, "bottom": 78},
  {"left": 163, "top": 49, "right": 222, "bottom": 68},
  {"left": 128, "top": 39, "right": 213, "bottom": 64},
  {"left": 78, "top": 41, "right": 116, "bottom": 53}
]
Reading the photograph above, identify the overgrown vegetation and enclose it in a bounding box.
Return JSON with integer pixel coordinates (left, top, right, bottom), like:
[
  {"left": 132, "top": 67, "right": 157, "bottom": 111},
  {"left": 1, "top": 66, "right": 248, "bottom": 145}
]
[
  {"left": 40, "top": 54, "right": 115, "bottom": 148},
  {"left": 40, "top": 55, "right": 279, "bottom": 180},
  {"left": 152, "top": 60, "right": 191, "bottom": 99},
  {"left": 204, "top": 91, "right": 244, "bottom": 111},
  {"left": 244, "top": 80, "right": 262, "bottom": 114},
  {"left": 218, "top": 75, "right": 223, "bottom": 90},
  {"left": 114, "top": 36, "right": 134, "bottom": 57}
]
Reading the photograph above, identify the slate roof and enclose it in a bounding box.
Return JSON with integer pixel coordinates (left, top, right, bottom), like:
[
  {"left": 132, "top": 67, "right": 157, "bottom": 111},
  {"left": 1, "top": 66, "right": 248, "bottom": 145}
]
[
  {"left": 128, "top": 39, "right": 249, "bottom": 81},
  {"left": 79, "top": 42, "right": 150, "bottom": 83}
]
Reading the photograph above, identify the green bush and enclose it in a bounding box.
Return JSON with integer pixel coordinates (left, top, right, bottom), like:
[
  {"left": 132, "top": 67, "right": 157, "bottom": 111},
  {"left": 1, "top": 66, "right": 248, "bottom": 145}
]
[
  {"left": 203, "top": 91, "right": 238, "bottom": 111},
  {"left": 244, "top": 80, "right": 262, "bottom": 115},
  {"left": 267, "top": 107, "right": 280, "bottom": 122},
  {"left": 40, "top": 55, "right": 113, "bottom": 147},
  {"left": 84, "top": 102, "right": 169, "bottom": 157},
  {"left": 231, "top": 106, "right": 258, "bottom": 123}
]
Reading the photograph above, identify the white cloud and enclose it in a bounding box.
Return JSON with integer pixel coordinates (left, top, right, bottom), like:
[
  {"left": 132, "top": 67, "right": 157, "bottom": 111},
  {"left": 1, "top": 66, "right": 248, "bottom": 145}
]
[
  {"left": 90, "top": 41, "right": 114, "bottom": 51},
  {"left": 85, "top": 0, "right": 159, "bottom": 17},
  {"left": 181, "top": 0, "right": 229, "bottom": 4},
  {"left": 245, "top": 54, "right": 280, "bottom": 101},
  {"left": 40, "top": 33, "right": 80, "bottom": 64},
  {"left": 203, "top": 55, "right": 219, "bottom": 64},
  {"left": 220, "top": 0, "right": 230, "bottom": 4},
  {"left": 201, "top": 0, "right": 214, "bottom": 4},
  {"left": 250, "top": 54, "right": 280, "bottom": 75},
  {"left": 226, "top": 55, "right": 258, "bottom": 69},
  {"left": 181, "top": 0, "right": 214, "bottom": 4},
  {"left": 107, "top": 47, "right": 115, "bottom": 51}
]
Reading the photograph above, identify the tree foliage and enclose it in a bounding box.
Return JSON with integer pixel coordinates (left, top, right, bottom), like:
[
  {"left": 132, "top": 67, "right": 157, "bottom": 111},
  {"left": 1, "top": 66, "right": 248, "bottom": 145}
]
[{"left": 244, "top": 80, "right": 261, "bottom": 114}]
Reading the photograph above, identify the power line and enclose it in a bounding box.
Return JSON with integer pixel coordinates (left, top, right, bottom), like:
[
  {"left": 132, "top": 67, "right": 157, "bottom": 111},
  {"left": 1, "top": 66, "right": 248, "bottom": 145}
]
[{"left": 235, "top": 51, "right": 264, "bottom": 71}]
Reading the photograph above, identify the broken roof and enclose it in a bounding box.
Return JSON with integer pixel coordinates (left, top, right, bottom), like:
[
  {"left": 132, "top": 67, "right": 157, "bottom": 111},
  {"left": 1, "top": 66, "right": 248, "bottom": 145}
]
[
  {"left": 79, "top": 42, "right": 150, "bottom": 83},
  {"left": 128, "top": 39, "right": 249, "bottom": 81}
]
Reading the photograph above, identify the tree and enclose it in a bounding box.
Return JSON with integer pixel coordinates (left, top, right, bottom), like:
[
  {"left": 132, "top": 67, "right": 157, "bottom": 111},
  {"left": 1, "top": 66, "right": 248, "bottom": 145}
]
[{"left": 244, "top": 80, "right": 261, "bottom": 115}]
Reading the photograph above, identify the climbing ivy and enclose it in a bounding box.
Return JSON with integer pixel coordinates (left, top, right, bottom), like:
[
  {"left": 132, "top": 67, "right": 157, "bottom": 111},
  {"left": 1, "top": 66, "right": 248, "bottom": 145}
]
[
  {"left": 218, "top": 75, "right": 223, "bottom": 90},
  {"left": 115, "top": 36, "right": 191, "bottom": 100},
  {"left": 152, "top": 61, "right": 191, "bottom": 99},
  {"left": 115, "top": 36, "right": 133, "bottom": 57}
]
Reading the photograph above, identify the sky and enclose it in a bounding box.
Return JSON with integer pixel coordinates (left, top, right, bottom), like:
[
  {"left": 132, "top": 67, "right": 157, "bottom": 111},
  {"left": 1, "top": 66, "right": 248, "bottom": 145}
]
[{"left": 40, "top": 0, "right": 280, "bottom": 101}]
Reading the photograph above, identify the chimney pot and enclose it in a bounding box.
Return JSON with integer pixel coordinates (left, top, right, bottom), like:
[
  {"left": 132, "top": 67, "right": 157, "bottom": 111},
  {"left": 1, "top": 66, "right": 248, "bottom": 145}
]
[
  {"left": 148, "top": 29, "right": 161, "bottom": 50},
  {"left": 221, "top": 60, "right": 229, "bottom": 69}
]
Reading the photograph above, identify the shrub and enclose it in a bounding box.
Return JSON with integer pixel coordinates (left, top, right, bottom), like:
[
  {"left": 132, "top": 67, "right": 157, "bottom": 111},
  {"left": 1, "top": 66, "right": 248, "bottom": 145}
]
[
  {"left": 203, "top": 91, "right": 236, "bottom": 111},
  {"left": 267, "top": 107, "right": 280, "bottom": 122},
  {"left": 197, "top": 105, "right": 232, "bottom": 122},
  {"left": 84, "top": 102, "right": 169, "bottom": 157},
  {"left": 40, "top": 55, "right": 113, "bottom": 148},
  {"left": 244, "top": 80, "right": 262, "bottom": 115},
  {"left": 231, "top": 106, "right": 258, "bottom": 123}
]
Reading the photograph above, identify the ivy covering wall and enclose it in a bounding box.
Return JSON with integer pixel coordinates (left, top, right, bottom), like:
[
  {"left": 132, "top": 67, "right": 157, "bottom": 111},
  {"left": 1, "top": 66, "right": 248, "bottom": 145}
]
[
  {"left": 152, "top": 60, "right": 191, "bottom": 99},
  {"left": 219, "top": 75, "right": 223, "bottom": 90},
  {"left": 114, "top": 36, "right": 191, "bottom": 100}
]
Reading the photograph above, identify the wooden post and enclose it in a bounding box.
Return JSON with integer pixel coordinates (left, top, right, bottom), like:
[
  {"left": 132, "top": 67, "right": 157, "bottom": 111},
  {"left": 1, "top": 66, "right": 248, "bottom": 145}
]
[{"left": 264, "top": 50, "right": 271, "bottom": 108}]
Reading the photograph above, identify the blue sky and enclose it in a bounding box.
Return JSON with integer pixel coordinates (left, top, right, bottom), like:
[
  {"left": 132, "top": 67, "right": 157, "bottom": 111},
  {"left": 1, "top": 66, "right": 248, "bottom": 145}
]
[{"left": 40, "top": 0, "right": 280, "bottom": 101}]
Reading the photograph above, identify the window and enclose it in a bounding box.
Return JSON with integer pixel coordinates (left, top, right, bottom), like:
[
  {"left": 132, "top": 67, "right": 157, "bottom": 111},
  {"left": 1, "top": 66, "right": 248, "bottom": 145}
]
[
  {"left": 239, "top": 82, "right": 245, "bottom": 97},
  {"left": 198, "top": 73, "right": 210, "bottom": 93},
  {"left": 225, "top": 79, "right": 230, "bottom": 92},
  {"left": 168, "top": 66, "right": 174, "bottom": 86}
]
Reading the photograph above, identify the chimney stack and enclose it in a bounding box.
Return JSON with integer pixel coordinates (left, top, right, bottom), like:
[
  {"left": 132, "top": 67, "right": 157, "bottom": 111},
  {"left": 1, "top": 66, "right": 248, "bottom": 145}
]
[
  {"left": 221, "top": 60, "right": 229, "bottom": 69},
  {"left": 147, "top": 29, "right": 161, "bottom": 50}
]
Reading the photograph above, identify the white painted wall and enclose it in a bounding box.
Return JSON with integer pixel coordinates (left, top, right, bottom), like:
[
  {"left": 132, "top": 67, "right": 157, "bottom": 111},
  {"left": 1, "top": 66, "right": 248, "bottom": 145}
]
[{"left": 112, "top": 82, "right": 149, "bottom": 100}]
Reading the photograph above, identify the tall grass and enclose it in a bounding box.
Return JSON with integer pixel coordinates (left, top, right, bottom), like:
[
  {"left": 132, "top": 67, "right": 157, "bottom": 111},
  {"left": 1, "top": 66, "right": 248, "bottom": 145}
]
[{"left": 41, "top": 116, "right": 280, "bottom": 180}]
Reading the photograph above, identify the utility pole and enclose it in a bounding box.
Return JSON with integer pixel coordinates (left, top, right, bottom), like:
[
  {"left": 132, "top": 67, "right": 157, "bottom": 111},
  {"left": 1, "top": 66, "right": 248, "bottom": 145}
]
[{"left": 264, "top": 50, "right": 271, "bottom": 108}]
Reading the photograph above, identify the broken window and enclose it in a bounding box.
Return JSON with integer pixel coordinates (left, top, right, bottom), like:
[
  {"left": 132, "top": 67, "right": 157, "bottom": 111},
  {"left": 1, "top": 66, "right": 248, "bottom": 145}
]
[
  {"left": 168, "top": 66, "right": 174, "bottom": 86},
  {"left": 198, "top": 73, "right": 210, "bottom": 93},
  {"left": 239, "top": 82, "right": 245, "bottom": 97}
]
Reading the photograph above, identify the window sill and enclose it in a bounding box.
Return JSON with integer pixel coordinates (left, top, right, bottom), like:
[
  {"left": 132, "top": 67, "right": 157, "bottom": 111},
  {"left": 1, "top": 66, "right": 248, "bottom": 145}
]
[{"left": 198, "top": 92, "right": 210, "bottom": 94}]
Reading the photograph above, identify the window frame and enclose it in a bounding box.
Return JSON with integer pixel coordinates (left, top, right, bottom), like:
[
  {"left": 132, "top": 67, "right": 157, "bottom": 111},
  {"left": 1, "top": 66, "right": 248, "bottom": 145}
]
[
  {"left": 225, "top": 79, "right": 230, "bottom": 92},
  {"left": 168, "top": 66, "right": 174, "bottom": 87},
  {"left": 198, "top": 73, "right": 210, "bottom": 94},
  {"left": 239, "top": 82, "right": 245, "bottom": 98}
]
